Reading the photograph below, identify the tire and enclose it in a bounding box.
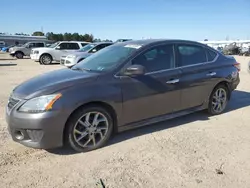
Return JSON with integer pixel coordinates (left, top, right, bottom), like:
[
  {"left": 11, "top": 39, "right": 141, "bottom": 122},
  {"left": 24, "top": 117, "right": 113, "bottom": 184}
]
[
  {"left": 65, "top": 105, "right": 114, "bottom": 152},
  {"left": 40, "top": 54, "right": 52, "bottom": 65},
  {"left": 15, "top": 52, "right": 24, "bottom": 59},
  {"left": 207, "top": 84, "right": 229, "bottom": 115}
]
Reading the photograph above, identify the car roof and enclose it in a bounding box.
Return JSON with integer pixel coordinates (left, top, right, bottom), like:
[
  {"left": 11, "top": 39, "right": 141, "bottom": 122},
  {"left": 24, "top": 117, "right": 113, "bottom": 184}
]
[
  {"left": 113, "top": 39, "right": 206, "bottom": 47},
  {"left": 27, "top": 41, "right": 47, "bottom": 43},
  {"left": 59, "top": 41, "right": 89, "bottom": 43},
  {"left": 92, "top": 42, "right": 113, "bottom": 45}
]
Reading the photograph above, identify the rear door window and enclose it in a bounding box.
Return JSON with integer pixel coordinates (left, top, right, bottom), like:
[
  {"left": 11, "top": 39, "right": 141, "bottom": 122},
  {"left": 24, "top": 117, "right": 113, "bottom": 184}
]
[
  {"left": 69, "top": 43, "right": 80, "bottom": 50},
  {"left": 177, "top": 44, "right": 207, "bottom": 67},
  {"left": 36, "top": 43, "right": 45, "bottom": 47}
]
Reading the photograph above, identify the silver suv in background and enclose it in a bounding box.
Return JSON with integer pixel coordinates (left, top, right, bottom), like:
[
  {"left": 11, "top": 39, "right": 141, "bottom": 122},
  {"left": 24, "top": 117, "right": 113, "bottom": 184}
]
[
  {"left": 9, "top": 41, "right": 47, "bottom": 59},
  {"left": 60, "top": 42, "right": 113, "bottom": 67},
  {"left": 30, "top": 41, "right": 89, "bottom": 65}
]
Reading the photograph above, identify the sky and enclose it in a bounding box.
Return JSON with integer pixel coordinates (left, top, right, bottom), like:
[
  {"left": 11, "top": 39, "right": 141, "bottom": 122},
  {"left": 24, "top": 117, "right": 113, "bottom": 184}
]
[{"left": 1, "top": 0, "right": 250, "bottom": 41}]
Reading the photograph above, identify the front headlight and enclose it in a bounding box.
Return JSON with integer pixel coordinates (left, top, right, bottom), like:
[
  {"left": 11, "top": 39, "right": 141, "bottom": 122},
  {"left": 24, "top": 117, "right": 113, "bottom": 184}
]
[
  {"left": 67, "top": 55, "right": 76, "bottom": 59},
  {"left": 18, "top": 94, "right": 62, "bottom": 113},
  {"left": 34, "top": 50, "right": 39, "bottom": 54}
]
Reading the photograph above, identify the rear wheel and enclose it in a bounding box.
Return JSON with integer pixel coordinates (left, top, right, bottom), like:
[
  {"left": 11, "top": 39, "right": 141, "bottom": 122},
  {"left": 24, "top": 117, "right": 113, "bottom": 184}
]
[
  {"left": 208, "top": 85, "right": 229, "bottom": 115},
  {"left": 65, "top": 106, "right": 114, "bottom": 152},
  {"left": 15, "top": 52, "right": 24, "bottom": 59},
  {"left": 40, "top": 54, "right": 52, "bottom": 65}
]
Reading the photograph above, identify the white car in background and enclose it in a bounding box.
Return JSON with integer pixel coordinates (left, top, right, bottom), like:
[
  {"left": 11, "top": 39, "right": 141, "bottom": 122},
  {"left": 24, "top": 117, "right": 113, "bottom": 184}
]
[
  {"left": 60, "top": 42, "right": 113, "bottom": 68},
  {"left": 30, "top": 41, "right": 89, "bottom": 65}
]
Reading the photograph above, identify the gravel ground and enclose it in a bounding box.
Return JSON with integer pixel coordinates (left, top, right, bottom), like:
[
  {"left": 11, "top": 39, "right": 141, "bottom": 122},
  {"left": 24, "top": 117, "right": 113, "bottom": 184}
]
[{"left": 0, "top": 54, "right": 250, "bottom": 188}]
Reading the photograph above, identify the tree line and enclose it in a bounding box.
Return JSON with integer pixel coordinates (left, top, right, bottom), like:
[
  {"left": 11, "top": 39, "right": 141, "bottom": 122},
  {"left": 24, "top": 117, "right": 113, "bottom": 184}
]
[{"left": 32, "top": 31, "right": 112, "bottom": 42}]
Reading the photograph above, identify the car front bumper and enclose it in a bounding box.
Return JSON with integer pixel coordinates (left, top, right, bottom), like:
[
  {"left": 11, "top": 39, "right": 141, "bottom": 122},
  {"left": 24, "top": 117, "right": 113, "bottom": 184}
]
[
  {"left": 9, "top": 51, "right": 15, "bottom": 56},
  {"left": 30, "top": 54, "right": 40, "bottom": 61},
  {"left": 5, "top": 102, "right": 68, "bottom": 149},
  {"left": 60, "top": 57, "right": 77, "bottom": 67}
]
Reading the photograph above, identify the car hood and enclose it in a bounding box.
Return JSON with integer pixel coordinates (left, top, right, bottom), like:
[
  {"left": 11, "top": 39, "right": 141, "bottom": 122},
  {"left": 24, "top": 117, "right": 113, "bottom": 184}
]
[
  {"left": 32, "top": 47, "right": 50, "bottom": 51},
  {"left": 12, "top": 68, "right": 99, "bottom": 100},
  {"left": 11, "top": 46, "right": 25, "bottom": 51},
  {"left": 63, "top": 51, "right": 91, "bottom": 58}
]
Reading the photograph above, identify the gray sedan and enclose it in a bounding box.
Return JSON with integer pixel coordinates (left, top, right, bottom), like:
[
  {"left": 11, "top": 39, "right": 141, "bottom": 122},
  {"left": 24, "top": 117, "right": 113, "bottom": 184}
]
[
  {"left": 6, "top": 39, "right": 240, "bottom": 152},
  {"left": 60, "top": 42, "right": 113, "bottom": 67}
]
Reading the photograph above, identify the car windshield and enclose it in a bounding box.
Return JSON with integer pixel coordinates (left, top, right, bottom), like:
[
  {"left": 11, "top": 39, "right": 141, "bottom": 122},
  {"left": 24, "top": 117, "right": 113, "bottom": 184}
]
[
  {"left": 79, "top": 44, "right": 97, "bottom": 52},
  {"left": 49, "top": 42, "right": 60, "bottom": 48},
  {"left": 72, "top": 45, "right": 138, "bottom": 72},
  {"left": 22, "top": 42, "right": 29, "bottom": 47}
]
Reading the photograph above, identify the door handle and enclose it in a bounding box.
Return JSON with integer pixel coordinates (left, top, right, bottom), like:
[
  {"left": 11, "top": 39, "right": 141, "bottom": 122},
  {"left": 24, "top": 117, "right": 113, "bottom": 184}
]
[
  {"left": 166, "top": 79, "right": 179, "bottom": 84},
  {"left": 206, "top": 72, "right": 216, "bottom": 76}
]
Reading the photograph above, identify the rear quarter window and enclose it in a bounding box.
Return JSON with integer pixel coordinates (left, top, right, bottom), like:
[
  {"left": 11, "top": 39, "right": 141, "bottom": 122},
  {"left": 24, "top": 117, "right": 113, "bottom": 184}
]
[
  {"left": 177, "top": 44, "right": 207, "bottom": 66},
  {"left": 206, "top": 49, "right": 217, "bottom": 61}
]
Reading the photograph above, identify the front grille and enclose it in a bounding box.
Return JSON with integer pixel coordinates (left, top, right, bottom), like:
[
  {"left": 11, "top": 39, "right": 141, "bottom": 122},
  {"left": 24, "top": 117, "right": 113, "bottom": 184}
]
[
  {"left": 30, "top": 50, "right": 33, "bottom": 54},
  {"left": 26, "top": 130, "right": 44, "bottom": 142},
  {"left": 65, "top": 60, "right": 71, "bottom": 64},
  {"left": 7, "top": 97, "right": 20, "bottom": 110}
]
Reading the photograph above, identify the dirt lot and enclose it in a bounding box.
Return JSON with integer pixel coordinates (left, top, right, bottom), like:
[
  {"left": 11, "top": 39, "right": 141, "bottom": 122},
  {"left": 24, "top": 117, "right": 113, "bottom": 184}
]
[{"left": 0, "top": 53, "right": 250, "bottom": 188}]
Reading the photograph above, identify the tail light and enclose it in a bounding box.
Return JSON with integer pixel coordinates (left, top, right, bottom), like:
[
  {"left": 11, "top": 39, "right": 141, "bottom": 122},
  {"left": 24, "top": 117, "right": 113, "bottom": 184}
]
[{"left": 233, "top": 62, "right": 241, "bottom": 71}]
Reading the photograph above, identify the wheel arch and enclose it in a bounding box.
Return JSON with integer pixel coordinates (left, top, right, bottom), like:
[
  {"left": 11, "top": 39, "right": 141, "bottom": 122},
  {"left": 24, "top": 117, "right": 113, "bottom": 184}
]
[
  {"left": 40, "top": 53, "right": 53, "bottom": 61},
  {"left": 63, "top": 101, "right": 118, "bottom": 144},
  {"left": 211, "top": 81, "right": 231, "bottom": 100},
  {"left": 15, "top": 51, "right": 24, "bottom": 55}
]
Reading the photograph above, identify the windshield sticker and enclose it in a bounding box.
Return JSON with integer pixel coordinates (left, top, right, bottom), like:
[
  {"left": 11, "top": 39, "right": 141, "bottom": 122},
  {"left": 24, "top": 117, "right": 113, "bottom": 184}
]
[{"left": 124, "top": 44, "right": 142, "bottom": 49}]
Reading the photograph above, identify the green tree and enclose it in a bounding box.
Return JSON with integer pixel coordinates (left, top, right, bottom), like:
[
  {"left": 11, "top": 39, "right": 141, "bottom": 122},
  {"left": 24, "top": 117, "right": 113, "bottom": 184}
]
[
  {"left": 83, "top": 34, "right": 94, "bottom": 42},
  {"left": 32, "top": 31, "right": 45, "bottom": 36},
  {"left": 45, "top": 31, "right": 98, "bottom": 42}
]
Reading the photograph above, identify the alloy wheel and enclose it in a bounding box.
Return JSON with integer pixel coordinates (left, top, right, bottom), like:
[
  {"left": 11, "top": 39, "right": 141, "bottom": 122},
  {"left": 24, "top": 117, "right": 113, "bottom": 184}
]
[
  {"left": 42, "top": 55, "right": 52, "bottom": 64},
  {"left": 73, "top": 112, "right": 109, "bottom": 148},
  {"left": 211, "top": 88, "right": 227, "bottom": 113}
]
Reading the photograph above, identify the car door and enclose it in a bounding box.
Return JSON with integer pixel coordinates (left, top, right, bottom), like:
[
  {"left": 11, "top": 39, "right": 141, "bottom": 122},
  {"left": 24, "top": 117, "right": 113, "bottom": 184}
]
[
  {"left": 120, "top": 43, "right": 182, "bottom": 125},
  {"left": 54, "top": 42, "right": 80, "bottom": 61},
  {"left": 23, "top": 42, "right": 35, "bottom": 56},
  {"left": 176, "top": 43, "right": 216, "bottom": 110},
  {"left": 53, "top": 42, "right": 68, "bottom": 60}
]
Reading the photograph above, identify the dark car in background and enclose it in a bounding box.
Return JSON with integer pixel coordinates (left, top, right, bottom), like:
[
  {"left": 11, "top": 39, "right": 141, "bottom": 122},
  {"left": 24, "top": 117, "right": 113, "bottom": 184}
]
[
  {"left": 239, "top": 46, "right": 250, "bottom": 56},
  {"left": 6, "top": 39, "right": 240, "bottom": 152},
  {"left": 223, "top": 42, "right": 240, "bottom": 55}
]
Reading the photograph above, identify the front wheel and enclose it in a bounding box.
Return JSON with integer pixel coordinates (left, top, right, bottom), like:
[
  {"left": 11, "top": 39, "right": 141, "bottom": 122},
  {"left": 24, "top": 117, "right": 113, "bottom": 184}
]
[
  {"left": 65, "top": 106, "right": 114, "bottom": 152},
  {"left": 208, "top": 85, "right": 229, "bottom": 115},
  {"left": 40, "top": 54, "right": 52, "bottom": 65}
]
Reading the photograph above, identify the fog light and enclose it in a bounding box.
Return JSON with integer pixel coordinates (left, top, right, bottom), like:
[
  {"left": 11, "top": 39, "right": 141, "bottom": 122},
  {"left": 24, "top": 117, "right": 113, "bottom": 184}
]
[{"left": 15, "top": 130, "right": 24, "bottom": 140}]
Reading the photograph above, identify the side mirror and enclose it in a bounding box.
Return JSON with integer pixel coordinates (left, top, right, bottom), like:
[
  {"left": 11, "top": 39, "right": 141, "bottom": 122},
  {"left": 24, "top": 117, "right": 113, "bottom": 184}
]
[
  {"left": 55, "top": 46, "right": 61, "bottom": 50},
  {"left": 123, "top": 64, "right": 146, "bottom": 76}
]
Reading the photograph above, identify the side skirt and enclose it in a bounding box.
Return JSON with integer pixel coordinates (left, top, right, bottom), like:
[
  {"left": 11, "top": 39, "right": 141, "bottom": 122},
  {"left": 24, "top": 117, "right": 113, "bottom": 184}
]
[{"left": 117, "top": 105, "right": 205, "bottom": 132}]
